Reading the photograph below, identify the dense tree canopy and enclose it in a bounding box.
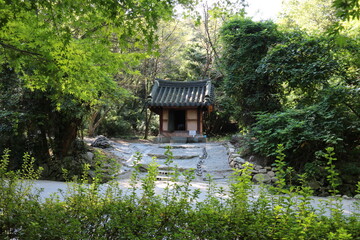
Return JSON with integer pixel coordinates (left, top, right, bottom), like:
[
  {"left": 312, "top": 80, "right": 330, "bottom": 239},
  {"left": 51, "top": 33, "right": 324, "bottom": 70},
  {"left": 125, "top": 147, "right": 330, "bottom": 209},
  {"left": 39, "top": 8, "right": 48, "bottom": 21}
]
[
  {"left": 0, "top": 0, "right": 193, "bottom": 104},
  {"left": 0, "top": 0, "right": 194, "bottom": 172},
  {"left": 219, "top": 14, "right": 360, "bottom": 192},
  {"left": 220, "top": 18, "right": 282, "bottom": 126}
]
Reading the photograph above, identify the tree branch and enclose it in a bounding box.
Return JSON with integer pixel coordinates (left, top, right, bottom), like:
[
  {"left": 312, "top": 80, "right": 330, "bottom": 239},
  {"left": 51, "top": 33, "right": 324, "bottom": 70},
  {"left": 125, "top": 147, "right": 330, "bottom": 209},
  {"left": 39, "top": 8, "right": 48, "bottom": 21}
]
[
  {"left": 344, "top": 102, "right": 360, "bottom": 119},
  {"left": 80, "top": 22, "right": 109, "bottom": 39},
  {"left": 0, "top": 40, "right": 45, "bottom": 60}
]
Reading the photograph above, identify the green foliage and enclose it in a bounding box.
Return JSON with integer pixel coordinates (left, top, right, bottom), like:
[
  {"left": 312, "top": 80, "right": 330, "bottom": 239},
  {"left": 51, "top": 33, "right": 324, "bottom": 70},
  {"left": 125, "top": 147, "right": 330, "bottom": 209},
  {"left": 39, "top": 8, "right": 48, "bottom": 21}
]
[
  {"left": 0, "top": 0, "right": 193, "bottom": 104},
  {"left": 333, "top": 0, "right": 360, "bottom": 21},
  {"left": 220, "top": 11, "right": 360, "bottom": 196},
  {"left": 273, "top": 144, "right": 287, "bottom": 189},
  {"left": 97, "top": 111, "right": 135, "bottom": 137},
  {"left": 323, "top": 147, "right": 340, "bottom": 195},
  {"left": 250, "top": 101, "right": 355, "bottom": 163},
  {"left": 1, "top": 149, "right": 360, "bottom": 239},
  {"left": 0, "top": 0, "right": 195, "bottom": 166},
  {"left": 258, "top": 34, "right": 344, "bottom": 100},
  {"left": 220, "top": 17, "right": 282, "bottom": 126},
  {"left": 250, "top": 33, "right": 360, "bottom": 167},
  {"left": 278, "top": 0, "right": 337, "bottom": 34},
  {"left": 20, "top": 152, "right": 43, "bottom": 180}
]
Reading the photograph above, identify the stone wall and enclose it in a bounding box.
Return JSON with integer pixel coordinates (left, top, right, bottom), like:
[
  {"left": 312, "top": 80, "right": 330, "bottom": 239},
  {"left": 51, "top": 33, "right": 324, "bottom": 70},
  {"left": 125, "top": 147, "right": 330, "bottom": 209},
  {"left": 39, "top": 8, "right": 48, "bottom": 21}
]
[{"left": 225, "top": 142, "right": 277, "bottom": 184}]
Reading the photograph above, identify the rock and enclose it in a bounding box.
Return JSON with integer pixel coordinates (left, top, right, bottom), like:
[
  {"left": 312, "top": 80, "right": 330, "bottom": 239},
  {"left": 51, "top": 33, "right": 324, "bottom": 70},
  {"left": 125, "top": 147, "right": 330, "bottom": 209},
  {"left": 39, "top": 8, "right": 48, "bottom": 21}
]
[
  {"left": 308, "top": 181, "right": 321, "bottom": 190},
  {"left": 265, "top": 166, "right": 272, "bottom": 171},
  {"left": 258, "top": 168, "right": 267, "bottom": 174},
  {"left": 354, "top": 194, "right": 360, "bottom": 199},
  {"left": 271, "top": 177, "right": 278, "bottom": 183},
  {"left": 231, "top": 154, "right": 241, "bottom": 158},
  {"left": 249, "top": 169, "right": 259, "bottom": 175},
  {"left": 342, "top": 195, "right": 351, "bottom": 200},
  {"left": 234, "top": 157, "right": 246, "bottom": 164},
  {"left": 271, "top": 167, "right": 277, "bottom": 172},
  {"left": 138, "top": 164, "right": 148, "bottom": 172},
  {"left": 229, "top": 160, "right": 236, "bottom": 168},
  {"left": 228, "top": 148, "right": 235, "bottom": 154},
  {"left": 318, "top": 191, "right": 330, "bottom": 197},
  {"left": 81, "top": 152, "right": 94, "bottom": 162},
  {"left": 267, "top": 171, "right": 275, "bottom": 177},
  {"left": 252, "top": 173, "right": 271, "bottom": 184},
  {"left": 91, "top": 135, "right": 111, "bottom": 148},
  {"left": 254, "top": 165, "right": 262, "bottom": 170},
  {"left": 234, "top": 163, "right": 240, "bottom": 169}
]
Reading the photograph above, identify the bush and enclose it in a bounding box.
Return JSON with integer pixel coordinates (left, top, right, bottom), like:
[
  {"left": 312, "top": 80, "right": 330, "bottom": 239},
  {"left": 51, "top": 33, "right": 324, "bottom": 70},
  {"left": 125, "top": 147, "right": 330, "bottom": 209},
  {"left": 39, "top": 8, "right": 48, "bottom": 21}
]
[
  {"left": 1, "top": 149, "right": 360, "bottom": 239},
  {"left": 250, "top": 101, "right": 359, "bottom": 167}
]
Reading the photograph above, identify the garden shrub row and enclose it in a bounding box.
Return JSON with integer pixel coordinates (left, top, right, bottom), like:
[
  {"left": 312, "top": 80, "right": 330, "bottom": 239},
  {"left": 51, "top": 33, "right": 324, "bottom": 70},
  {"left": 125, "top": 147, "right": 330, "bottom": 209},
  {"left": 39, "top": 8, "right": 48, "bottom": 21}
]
[{"left": 1, "top": 147, "right": 360, "bottom": 239}]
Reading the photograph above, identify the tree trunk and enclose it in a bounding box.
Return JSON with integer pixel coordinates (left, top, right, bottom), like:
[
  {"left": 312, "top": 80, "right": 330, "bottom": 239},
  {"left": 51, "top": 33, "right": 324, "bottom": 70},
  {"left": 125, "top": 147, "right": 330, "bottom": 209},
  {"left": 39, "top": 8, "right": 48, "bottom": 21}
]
[
  {"left": 88, "top": 111, "right": 99, "bottom": 137},
  {"left": 59, "top": 120, "right": 80, "bottom": 157},
  {"left": 51, "top": 110, "right": 82, "bottom": 160},
  {"left": 144, "top": 110, "right": 153, "bottom": 139}
]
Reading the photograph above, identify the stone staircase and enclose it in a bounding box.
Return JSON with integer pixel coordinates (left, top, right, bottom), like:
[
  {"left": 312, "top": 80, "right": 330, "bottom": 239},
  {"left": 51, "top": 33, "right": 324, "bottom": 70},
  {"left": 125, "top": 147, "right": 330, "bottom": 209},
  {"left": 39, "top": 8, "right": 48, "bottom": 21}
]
[{"left": 155, "top": 147, "right": 208, "bottom": 181}]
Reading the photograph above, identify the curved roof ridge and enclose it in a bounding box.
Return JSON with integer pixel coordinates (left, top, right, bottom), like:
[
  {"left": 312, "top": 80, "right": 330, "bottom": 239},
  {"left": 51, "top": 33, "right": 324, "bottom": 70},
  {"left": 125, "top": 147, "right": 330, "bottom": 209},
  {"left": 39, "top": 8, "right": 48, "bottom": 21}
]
[{"left": 148, "top": 78, "right": 214, "bottom": 108}]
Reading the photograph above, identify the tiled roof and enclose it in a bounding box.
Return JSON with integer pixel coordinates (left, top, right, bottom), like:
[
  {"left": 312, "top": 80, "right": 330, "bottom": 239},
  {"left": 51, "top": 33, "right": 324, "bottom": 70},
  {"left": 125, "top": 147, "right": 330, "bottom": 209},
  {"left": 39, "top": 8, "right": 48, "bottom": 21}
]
[{"left": 147, "top": 79, "right": 214, "bottom": 107}]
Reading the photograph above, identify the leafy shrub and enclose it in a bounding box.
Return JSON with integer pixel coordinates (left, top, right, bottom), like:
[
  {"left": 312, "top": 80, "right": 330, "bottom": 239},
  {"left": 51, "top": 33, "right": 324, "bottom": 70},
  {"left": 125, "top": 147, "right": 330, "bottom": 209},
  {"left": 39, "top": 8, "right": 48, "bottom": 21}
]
[
  {"left": 250, "top": 100, "right": 359, "bottom": 167},
  {"left": 1, "top": 149, "right": 360, "bottom": 239}
]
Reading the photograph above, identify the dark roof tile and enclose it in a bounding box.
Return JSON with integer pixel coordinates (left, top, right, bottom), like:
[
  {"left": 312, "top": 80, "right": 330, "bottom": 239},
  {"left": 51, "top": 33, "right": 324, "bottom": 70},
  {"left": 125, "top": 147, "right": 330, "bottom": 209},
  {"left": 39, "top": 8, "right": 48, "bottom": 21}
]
[{"left": 147, "top": 79, "right": 214, "bottom": 108}]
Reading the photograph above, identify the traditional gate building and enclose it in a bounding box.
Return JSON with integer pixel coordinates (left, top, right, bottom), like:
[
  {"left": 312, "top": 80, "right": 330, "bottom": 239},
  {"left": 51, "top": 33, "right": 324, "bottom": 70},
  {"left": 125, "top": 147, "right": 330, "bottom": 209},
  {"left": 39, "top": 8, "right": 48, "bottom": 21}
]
[{"left": 147, "top": 79, "right": 214, "bottom": 143}]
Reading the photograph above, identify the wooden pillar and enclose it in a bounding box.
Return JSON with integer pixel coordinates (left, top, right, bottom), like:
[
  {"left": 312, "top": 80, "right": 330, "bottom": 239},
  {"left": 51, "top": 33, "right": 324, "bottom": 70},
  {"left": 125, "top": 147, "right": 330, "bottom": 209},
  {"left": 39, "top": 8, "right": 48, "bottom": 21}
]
[
  {"left": 159, "top": 108, "right": 163, "bottom": 134},
  {"left": 197, "top": 108, "right": 201, "bottom": 135}
]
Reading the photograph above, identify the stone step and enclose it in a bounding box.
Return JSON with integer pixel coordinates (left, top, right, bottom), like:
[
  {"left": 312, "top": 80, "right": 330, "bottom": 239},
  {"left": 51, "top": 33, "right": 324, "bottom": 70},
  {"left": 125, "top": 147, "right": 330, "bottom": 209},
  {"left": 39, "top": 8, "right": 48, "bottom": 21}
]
[{"left": 148, "top": 153, "right": 199, "bottom": 159}]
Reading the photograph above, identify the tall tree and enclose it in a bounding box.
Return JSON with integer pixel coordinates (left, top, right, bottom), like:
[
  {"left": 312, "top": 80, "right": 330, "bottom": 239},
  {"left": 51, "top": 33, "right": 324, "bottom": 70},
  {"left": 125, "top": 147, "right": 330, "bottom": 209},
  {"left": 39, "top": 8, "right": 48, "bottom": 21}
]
[
  {"left": 0, "top": 0, "right": 193, "bottom": 161},
  {"left": 278, "top": 0, "right": 338, "bottom": 34},
  {"left": 252, "top": 33, "right": 360, "bottom": 165},
  {"left": 220, "top": 18, "right": 282, "bottom": 127}
]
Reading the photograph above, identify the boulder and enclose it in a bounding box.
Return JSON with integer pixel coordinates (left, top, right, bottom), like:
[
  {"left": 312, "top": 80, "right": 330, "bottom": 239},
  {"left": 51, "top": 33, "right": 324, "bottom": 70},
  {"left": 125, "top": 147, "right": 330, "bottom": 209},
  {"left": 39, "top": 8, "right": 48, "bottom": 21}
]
[
  {"left": 228, "top": 148, "right": 235, "bottom": 154},
  {"left": 234, "top": 157, "right": 246, "bottom": 164},
  {"left": 258, "top": 168, "right": 267, "bottom": 174},
  {"left": 354, "top": 194, "right": 360, "bottom": 199},
  {"left": 308, "top": 181, "right": 321, "bottom": 190},
  {"left": 91, "top": 135, "right": 111, "bottom": 148},
  {"left": 249, "top": 169, "right": 258, "bottom": 175},
  {"left": 253, "top": 173, "right": 271, "bottom": 184},
  {"left": 267, "top": 171, "right": 275, "bottom": 177},
  {"left": 81, "top": 152, "right": 94, "bottom": 162}
]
